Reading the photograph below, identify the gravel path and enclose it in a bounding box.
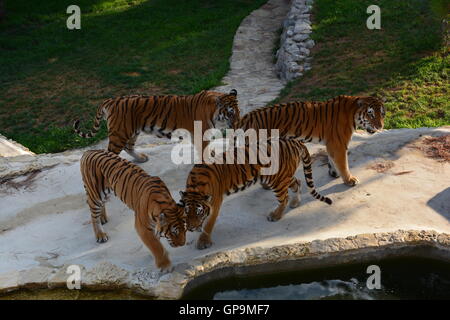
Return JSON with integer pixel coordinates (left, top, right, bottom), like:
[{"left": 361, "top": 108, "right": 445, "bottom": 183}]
[{"left": 213, "top": 0, "right": 291, "bottom": 113}]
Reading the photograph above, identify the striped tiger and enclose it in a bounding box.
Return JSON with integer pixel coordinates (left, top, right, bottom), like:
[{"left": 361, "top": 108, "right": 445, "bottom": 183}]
[
  {"left": 74, "top": 89, "right": 240, "bottom": 162},
  {"left": 179, "top": 138, "right": 332, "bottom": 250},
  {"left": 238, "top": 95, "right": 385, "bottom": 186},
  {"left": 80, "top": 150, "right": 186, "bottom": 272}
]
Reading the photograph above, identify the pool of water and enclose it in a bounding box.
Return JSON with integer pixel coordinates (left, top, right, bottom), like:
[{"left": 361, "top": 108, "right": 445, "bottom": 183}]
[
  {"left": 2, "top": 257, "right": 449, "bottom": 300},
  {"left": 183, "top": 257, "right": 450, "bottom": 300}
]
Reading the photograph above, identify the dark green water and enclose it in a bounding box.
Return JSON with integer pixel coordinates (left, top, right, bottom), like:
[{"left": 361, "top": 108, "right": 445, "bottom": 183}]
[{"left": 183, "top": 257, "right": 450, "bottom": 300}]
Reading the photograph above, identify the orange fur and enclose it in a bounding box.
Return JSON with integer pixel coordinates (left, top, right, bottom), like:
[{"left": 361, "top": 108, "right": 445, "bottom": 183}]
[
  {"left": 74, "top": 90, "right": 240, "bottom": 162},
  {"left": 80, "top": 150, "right": 186, "bottom": 272},
  {"left": 180, "top": 139, "right": 331, "bottom": 250},
  {"left": 238, "top": 95, "right": 385, "bottom": 186}
]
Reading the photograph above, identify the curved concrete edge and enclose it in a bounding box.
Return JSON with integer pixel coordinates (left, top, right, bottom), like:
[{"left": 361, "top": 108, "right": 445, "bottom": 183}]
[
  {"left": 1, "top": 229, "right": 449, "bottom": 299},
  {"left": 0, "top": 134, "right": 34, "bottom": 158}
]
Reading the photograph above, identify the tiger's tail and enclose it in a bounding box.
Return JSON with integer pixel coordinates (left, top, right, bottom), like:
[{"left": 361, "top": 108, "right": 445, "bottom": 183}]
[
  {"left": 299, "top": 143, "right": 332, "bottom": 205},
  {"left": 73, "top": 101, "right": 109, "bottom": 138}
]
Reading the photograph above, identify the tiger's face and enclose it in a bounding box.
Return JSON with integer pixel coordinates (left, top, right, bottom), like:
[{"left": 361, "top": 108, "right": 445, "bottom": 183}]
[
  {"left": 355, "top": 96, "right": 385, "bottom": 134},
  {"left": 213, "top": 89, "right": 240, "bottom": 130},
  {"left": 179, "top": 191, "right": 211, "bottom": 232},
  {"left": 157, "top": 206, "right": 186, "bottom": 247}
]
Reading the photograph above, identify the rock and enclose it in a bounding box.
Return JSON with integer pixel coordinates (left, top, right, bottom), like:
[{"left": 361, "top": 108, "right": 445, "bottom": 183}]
[
  {"left": 19, "top": 267, "right": 54, "bottom": 289},
  {"left": 0, "top": 271, "right": 20, "bottom": 293},
  {"left": 275, "top": 0, "right": 314, "bottom": 81},
  {"left": 299, "top": 47, "right": 310, "bottom": 55},
  {"left": 83, "top": 262, "right": 130, "bottom": 289},
  {"left": 294, "top": 22, "right": 311, "bottom": 34},
  {"left": 287, "top": 44, "right": 300, "bottom": 56},
  {"left": 293, "top": 34, "right": 309, "bottom": 42},
  {"left": 304, "top": 39, "right": 315, "bottom": 48}
]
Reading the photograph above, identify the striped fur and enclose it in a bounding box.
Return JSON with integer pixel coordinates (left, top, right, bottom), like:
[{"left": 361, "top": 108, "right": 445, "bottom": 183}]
[
  {"left": 238, "top": 95, "right": 385, "bottom": 186},
  {"left": 80, "top": 150, "right": 186, "bottom": 272},
  {"left": 74, "top": 89, "right": 240, "bottom": 162},
  {"left": 179, "top": 139, "right": 331, "bottom": 250}
]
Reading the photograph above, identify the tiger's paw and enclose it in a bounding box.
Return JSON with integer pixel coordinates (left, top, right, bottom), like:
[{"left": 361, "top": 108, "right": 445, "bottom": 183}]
[
  {"left": 328, "top": 163, "right": 339, "bottom": 178},
  {"left": 157, "top": 259, "right": 172, "bottom": 274},
  {"left": 267, "top": 211, "right": 282, "bottom": 222},
  {"left": 344, "top": 176, "right": 359, "bottom": 186},
  {"left": 261, "top": 183, "right": 271, "bottom": 190},
  {"left": 289, "top": 198, "right": 301, "bottom": 208},
  {"left": 96, "top": 232, "right": 108, "bottom": 243},
  {"left": 134, "top": 153, "right": 149, "bottom": 163},
  {"left": 196, "top": 234, "right": 212, "bottom": 250}
]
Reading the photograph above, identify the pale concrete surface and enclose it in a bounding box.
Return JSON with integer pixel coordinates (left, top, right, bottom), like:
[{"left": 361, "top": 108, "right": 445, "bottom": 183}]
[
  {"left": 0, "top": 134, "right": 34, "bottom": 158},
  {"left": 0, "top": 127, "right": 449, "bottom": 297}
]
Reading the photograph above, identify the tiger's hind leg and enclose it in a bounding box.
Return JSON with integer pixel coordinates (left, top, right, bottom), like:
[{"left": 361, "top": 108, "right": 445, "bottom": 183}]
[
  {"left": 124, "top": 134, "right": 148, "bottom": 163},
  {"left": 88, "top": 199, "right": 108, "bottom": 243},
  {"left": 261, "top": 183, "right": 271, "bottom": 190},
  {"left": 327, "top": 156, "right": 339, "bottom": 178},
  {"left": 100, "top": 205, "right": 108, "bottom": 225},
  {"left": 266, "top": 180, "right": 290, "bottom": 222},
  {"left": 107, "top": 133, "right": 128, "bottom": 156},
  {"left": 288, "top": 177, "right": 301, "bottom": 208}
]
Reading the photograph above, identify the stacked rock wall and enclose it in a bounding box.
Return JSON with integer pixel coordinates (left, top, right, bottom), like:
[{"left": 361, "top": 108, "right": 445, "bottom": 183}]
[{"left": 275, "top": 0, "right": 315, "bottom": 81}]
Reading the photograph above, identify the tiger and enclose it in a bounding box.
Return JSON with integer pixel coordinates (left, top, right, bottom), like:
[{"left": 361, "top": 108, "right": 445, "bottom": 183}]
[
  {"left": 237, "top": 95, "right": 385, "bottom": 186},
  {"left": 80, "top": 150, "right": 186, "bottom": 272},
  {"left": 179, "top": 138, "right": 332, "bottom": 250},
  {"left": 74, "top": 89, "right": 240, "bottom": 162}
]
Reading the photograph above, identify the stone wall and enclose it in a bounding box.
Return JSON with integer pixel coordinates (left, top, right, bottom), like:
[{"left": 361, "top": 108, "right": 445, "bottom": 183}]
[{"left": 275, "top": 0, "right": 315, "bottom": 81}]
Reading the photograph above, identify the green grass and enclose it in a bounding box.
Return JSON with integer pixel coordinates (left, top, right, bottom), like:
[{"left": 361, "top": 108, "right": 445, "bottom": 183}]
[
  {"left": 0, "top": 0, "right": 266, "bottom": 153},
  {"left": 276, "top": 0, "right": 449, "bottom": 129}
]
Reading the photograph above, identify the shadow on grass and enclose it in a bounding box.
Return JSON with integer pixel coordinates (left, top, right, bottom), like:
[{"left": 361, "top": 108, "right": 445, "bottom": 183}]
[{"left": 0, "top": 0, "right": 268, "bottom": 153}]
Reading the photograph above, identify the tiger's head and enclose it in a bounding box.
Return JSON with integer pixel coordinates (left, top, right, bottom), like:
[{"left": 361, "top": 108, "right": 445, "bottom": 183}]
[
  {"left": 354, "top": 96, "right": 386, "bottom": 134},
  {"left": 212, "top": 89, "right": 240, "bottom": 130},
  {"left": 178, "top": 191, "right": 211, "bottom": 232},
  {"left": 156, "top": 205, "right": 187, "bottom": 247}
]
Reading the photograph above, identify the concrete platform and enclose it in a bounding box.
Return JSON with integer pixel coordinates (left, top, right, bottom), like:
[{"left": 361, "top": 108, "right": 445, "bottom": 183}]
[
  {"left": 0, "top": 127, "right": 449, "bottom": 298},
  {"left": 0, "top": 134, "right": 34, "bottom": 158}
]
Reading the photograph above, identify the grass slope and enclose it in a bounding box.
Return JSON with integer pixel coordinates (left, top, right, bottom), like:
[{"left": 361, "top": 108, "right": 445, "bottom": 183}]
[
  {"left": 275, "top": 0, "right": 449, "bottom": 129},
  {"left": 0, "top": 0, "right": 265, "bottom": 153}
]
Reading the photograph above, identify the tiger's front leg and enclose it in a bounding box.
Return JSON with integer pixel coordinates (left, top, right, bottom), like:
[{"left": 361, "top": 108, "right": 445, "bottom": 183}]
[
  {"left": 135, "top": 214, "right": 172, "bottom": 272},
  {"left": 196, "top": 198, "right": 222, "bottom": 250},
  {"left": 326, "top": 144, "right": 359, "bottom": 186}
]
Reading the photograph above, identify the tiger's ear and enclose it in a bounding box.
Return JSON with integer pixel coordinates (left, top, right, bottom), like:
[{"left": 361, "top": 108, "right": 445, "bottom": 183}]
[
  {"left": 215, "top": 96, "right": 223, "bottom": 108},
  {"left": 179, "top": 191, "right": 186, "bottom": 198},
  {"left": 229, "top": 89, "right": 237, "bottom": 96},
  {"left": 356, "top": 98, "right": 366, "bottom": 107}
]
